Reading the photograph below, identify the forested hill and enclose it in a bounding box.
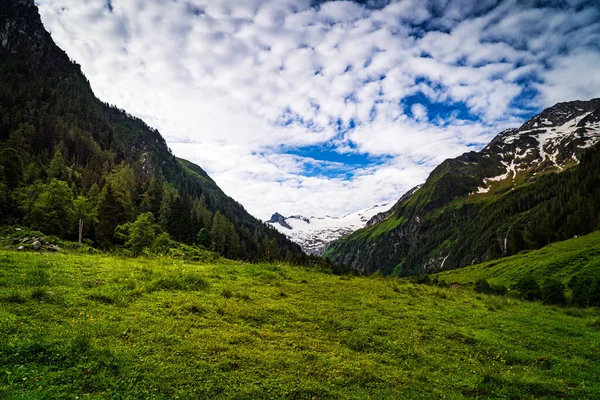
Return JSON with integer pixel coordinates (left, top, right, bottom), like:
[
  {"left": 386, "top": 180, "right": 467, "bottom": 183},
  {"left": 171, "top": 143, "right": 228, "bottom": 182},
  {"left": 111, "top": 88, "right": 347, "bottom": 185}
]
[
  {"left": 0, "top": 0, "right": 306, "bottom": 262},
  {"left": 325, "top": 99, "right": 600, "bottom": 276}
]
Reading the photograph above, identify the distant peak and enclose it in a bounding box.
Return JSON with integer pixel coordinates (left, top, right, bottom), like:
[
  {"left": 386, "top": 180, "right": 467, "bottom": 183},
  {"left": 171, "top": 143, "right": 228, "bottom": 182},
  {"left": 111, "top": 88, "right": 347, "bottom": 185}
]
[{"left": 267, "top": 213, "right": 292, "bottom": 230}]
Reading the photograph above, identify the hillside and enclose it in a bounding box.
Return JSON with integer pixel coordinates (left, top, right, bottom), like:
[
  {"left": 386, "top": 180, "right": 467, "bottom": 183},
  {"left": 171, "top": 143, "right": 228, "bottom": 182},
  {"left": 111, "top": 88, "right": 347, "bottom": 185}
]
[
  {"left": 1, "top": 249, "right": 599, "bottom": 398},
  {"left": 0, "top": 0, "right": 305, "bottom": 262},
  {"left": 325, "top": 99, "right": 600, "bottom": 276},
  {"left": 266, "top": 203, "right": 391, "bottom": 255},
  {"left": 435, "top": 230, "right": 600, "bottom": 288}
]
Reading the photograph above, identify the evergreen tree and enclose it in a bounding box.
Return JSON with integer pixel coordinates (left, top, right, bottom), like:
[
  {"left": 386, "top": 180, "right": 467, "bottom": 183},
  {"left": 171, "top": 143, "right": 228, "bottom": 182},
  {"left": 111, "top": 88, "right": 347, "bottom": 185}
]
[
  {"left": 105, "top": 163, "right": 136, "bottom": 220},
  {"left": 197, "top": 228, "right": 211, "bottom": 249},
  {"left": 0, "top": 147, "right": 23, "bottom": 189},
  {"left": 167, "top": 194, "right": 193, "bottom": 243},
  {"left": 211, "top": 211, "right": 228, "bottom": 254},
  {"left": 95, "top": 183, "right": 124, "bottom": 249},
  {"left": 158, "top": 182, "right": 173, "bottom": 229},
  {"left": 47, "top": 146, "right": 66, "bottom": 180}
]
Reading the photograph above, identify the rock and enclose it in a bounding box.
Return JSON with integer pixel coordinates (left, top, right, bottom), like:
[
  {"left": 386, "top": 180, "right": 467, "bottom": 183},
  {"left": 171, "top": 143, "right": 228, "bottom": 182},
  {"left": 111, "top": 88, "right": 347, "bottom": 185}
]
[
  {"left": 15, "top": 228, "right": 21, "bottom": 231},
  {"left": 32, "top": 240, "right": 41, "bottom": 250},
  {"left": 46, "top": 244, "right": 61, "bottom": 252},
  {"left": 17, "top": 246, "right": 24, "bottom": 251},
  {"left": 21, "top": 237, "right": 30, "bottom": 243}
]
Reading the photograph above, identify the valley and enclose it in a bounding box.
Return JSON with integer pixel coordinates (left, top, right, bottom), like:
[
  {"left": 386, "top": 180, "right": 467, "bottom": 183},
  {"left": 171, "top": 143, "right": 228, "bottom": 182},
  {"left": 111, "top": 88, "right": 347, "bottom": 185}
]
[{"left": 1, "top": 0, "right": 600, "bottom": 398}]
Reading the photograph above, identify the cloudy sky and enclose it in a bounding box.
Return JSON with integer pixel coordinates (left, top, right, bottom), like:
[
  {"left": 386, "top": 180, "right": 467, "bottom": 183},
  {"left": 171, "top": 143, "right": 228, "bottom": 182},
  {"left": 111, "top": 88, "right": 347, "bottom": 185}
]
[{"left": 36, "top": 0, "right": 600, "bottom": 220}]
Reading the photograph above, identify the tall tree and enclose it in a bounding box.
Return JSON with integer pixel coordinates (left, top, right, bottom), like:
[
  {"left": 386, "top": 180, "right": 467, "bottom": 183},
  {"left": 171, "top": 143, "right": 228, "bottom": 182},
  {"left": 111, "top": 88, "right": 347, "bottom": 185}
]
[
  {"left": 95, "top": 183, "right": 124, "bottom": 249},
  {"left": 0, "top": 147, "right": 23, "bottom": 189},
  {"left": 211, "top": 211, "right": 228, "bottom": 255}
]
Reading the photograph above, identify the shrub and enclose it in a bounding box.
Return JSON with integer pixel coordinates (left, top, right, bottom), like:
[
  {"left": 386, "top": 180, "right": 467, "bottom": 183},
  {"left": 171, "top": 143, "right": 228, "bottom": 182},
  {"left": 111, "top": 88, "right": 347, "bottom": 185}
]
[
  {"left": 569, "top": 275, "right": 600, "bottom": 307},
  {"left": 475, "top": 279, "right": 492, "bottom": 294},
  {"left": 490, "top": 284, "right": 508, "bottom": 296},
  {"left": 152, "top": 232, "right": 173, "bottom": 255},
  {"left": 413, "top": 274, "right": 431, "bottom": 285},
  {"left": 514, "top": 277, "right": 541, "bottom": 301},
  {"left": 541, "top": 278, "right": 566, "bottom": 306}
]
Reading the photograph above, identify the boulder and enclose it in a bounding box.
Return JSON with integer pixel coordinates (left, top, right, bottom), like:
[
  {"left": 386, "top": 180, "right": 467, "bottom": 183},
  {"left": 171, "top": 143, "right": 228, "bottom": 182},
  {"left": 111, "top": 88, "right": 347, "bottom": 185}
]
[
  {"left": 32, "top": 240, "right": 41, "bottom": 250},
  {"left": 47, "top": 244, "right": 61, "bottom": 252},
  {"left": 17, "top": 246, "right": 24, "bottom": 251}
]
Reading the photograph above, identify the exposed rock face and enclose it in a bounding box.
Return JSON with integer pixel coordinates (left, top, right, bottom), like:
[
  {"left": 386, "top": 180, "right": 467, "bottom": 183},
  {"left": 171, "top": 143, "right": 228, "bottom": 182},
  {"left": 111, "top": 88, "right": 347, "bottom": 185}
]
[
  {"left": 267, "top": 213, "right": 292, "bottom": 230},
  {"left": 0, "top": 0, "right": 78, "bottom": 74},
  {"left": 325, "top": 98, "right": 600, "bottom": 275},
  {"left": 366, "top": 185, "right": 422, "bottom": 227}
]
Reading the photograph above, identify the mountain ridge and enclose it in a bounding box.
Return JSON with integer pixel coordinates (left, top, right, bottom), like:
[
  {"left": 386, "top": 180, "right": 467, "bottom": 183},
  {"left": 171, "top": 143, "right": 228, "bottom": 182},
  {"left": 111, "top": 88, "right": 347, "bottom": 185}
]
[
  {"left": 0, "top": 0, "right": 306, "bottom": 262},
  {"left": 325, "top": 98, "right": 600, "bottom": 275}
]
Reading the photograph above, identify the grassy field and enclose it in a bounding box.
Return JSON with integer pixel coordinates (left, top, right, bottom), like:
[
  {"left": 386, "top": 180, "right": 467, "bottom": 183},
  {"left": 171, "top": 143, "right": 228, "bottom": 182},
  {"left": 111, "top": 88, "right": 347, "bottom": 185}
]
[
  {"left": 1, "top": 250, "right": 599, "bottom": 399},
  {"left": 435, "top": 230, "right": 600, "bottom": 287}
]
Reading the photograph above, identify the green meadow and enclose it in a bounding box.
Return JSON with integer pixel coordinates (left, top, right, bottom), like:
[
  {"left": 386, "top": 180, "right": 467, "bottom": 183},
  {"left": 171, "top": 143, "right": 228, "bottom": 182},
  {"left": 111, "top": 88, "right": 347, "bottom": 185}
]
[{"left": 1, "top": 249, "right": 599, "bottom": 399}]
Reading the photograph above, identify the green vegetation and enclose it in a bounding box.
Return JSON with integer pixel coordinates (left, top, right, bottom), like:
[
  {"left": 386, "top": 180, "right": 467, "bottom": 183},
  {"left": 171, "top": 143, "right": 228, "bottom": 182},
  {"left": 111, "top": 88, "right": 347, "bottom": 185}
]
[
  {"left": 435, "top": 231, "right": 600, "bottom": 287},
  {"left": 1, "top": 249, "right": 599, "bottom": 398},
  {"left": 327, "top": 141, "right": 600, "bottom": 276},
  {"left": 0, "top": 0, "right": 305, "bottom": 264}
]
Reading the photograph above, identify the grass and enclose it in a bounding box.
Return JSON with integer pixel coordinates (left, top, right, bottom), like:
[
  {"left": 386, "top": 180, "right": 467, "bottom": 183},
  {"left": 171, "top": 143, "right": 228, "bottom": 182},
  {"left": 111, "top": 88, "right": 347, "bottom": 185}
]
[
  {"left": 435, "top": 230, "right": 600, "bottom": 287},
  {"left": 0, "top": 250, "right": 599, "bottom": 398}
]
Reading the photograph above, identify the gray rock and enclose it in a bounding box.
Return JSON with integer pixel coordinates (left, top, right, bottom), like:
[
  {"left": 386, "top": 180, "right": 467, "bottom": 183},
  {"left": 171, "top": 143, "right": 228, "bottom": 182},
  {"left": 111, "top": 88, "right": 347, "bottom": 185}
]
[
  {"left": 32, "top": 240, "right": 41, "bottom": 250},
  {"left": 47, "top": 244, "right": 61, "bottom": 252},
  {"left": 17, "top": 246, "right": 24, "bottom": 251}
]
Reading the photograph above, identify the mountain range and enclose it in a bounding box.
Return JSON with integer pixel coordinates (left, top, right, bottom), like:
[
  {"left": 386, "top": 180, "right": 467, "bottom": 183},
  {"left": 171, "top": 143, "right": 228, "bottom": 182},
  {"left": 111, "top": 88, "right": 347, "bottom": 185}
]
[
  {"left": 325, "top": 98, "right": 600, "bottom": 275},
  {"left": 266, "top": 203, "right": 390, "bottom": 255}
]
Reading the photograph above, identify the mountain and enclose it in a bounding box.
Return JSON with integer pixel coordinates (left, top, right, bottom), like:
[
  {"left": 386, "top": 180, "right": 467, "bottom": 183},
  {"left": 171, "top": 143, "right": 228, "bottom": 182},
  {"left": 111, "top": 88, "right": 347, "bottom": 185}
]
[
  {"left": 325, "top": 98, "right": 600, "bottom": 275},
  {"left": 0, "top": 0, "right": 306, "bottom": 262},
  {"left": 267, "top": 203, "right": 391, "bottom": 255}
]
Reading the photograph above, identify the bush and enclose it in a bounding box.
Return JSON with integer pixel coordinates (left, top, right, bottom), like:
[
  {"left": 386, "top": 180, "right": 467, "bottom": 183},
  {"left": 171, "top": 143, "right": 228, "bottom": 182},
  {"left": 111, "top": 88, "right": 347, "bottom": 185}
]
[
  {"left": 152, "top": 232, "right": 173, "bottom": 255},
  {"left": 514, "top": 277, "right": 541, "bottom": 301},
  {"left": 541, "top": 278, "right": 566, "bottom": 306},
  {"left": 490, "top": 284, "right": 508, "bottom": 296},
  {"left": 475, "top": 279, "right": 491, "bottom": 294},
  {"left": 475, "top": 279, "right": 507, "bottom": 296},
  {"left": 413, "top": 274, "right": 431, "bottom": 285},
  {"left": 569, "top": 275, "right": 600, "bottom": 307}
]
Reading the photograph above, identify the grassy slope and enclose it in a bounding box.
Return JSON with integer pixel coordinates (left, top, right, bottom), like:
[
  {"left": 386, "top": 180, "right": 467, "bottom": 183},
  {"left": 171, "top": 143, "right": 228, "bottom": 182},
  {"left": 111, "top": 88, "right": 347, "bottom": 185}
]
[
  {"left": 435, "top": 230, "right": 600, "bottom": 287},
  {"left": 0, "top": 251, "right": 599, "bottom": 399}
]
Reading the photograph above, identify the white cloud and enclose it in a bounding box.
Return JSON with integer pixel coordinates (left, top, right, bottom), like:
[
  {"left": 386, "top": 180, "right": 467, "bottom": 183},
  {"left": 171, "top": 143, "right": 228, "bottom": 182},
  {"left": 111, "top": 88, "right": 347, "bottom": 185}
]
[{"left": 36, "top": 0, "right": 600, "bottom": 219}]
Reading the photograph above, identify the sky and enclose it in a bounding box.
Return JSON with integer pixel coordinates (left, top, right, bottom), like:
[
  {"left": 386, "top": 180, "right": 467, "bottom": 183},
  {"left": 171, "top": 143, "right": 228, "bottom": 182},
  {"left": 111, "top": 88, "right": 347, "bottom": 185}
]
[{"left": 35, "top": 0, "right": 600, "bottom": 220}]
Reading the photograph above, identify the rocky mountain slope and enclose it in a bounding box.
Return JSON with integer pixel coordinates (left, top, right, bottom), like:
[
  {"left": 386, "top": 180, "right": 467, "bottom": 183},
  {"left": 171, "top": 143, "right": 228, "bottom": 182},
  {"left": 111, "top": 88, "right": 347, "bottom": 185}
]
[
  {"left": 0, "top": 0, "right": 305, "bottom": 262},
  {"left": 267, "top": 203, "right": 391, "bottom": 255},
  {"left": 325, "top": 98, "right": 600, "bottom": 275}
]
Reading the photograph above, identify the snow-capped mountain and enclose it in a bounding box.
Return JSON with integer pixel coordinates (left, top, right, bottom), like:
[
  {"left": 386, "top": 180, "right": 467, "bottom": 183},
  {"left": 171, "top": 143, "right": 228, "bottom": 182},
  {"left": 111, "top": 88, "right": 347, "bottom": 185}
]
[
  {"left": 475, "top": 99, "right": 600, "bottom": 193},
  {"left": 325, "top": 98, "right": 600, "bottom": 276},
  {"left": 267, "top": 204, "right": 391, "bottom": 255}
]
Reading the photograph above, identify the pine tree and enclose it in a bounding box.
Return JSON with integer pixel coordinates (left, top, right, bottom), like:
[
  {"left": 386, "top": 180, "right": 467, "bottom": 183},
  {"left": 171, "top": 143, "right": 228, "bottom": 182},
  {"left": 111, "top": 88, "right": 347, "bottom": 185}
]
[
  {"left": 95, "top": 183, "right": 124, "bottom": 249},
  {"left": 47, "top": 146, "right": 66, "bottom": 180},
  {"left": 0, "top": 147, "right": 23, "bottom": 189},
  {"left": 168, "top": 194, "right": 193, "bottom": 243},
  {"left": 211, "top": 211, "right": 228, "bottom": 255}
]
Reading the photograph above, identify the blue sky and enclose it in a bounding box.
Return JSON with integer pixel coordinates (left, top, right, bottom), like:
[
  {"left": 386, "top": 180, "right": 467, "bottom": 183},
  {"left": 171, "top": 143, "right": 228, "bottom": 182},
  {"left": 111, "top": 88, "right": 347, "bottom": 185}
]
[{"left": 36, "top": 0, "right": 600, "bottom": 219}]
